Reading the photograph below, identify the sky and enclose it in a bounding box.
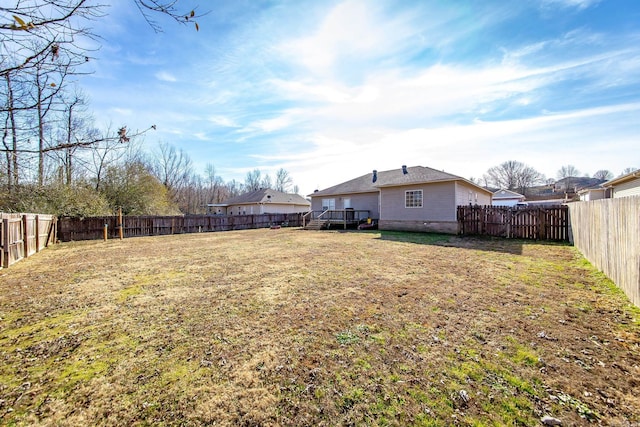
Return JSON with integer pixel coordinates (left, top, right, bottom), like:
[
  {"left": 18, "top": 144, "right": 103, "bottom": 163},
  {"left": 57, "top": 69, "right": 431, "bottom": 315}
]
[{"left": 81, "top": 0, "right": 640, "bottom": 196}]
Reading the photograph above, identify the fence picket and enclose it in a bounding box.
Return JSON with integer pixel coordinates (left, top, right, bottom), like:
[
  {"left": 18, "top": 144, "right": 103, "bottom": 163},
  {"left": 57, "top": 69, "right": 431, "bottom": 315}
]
[
  {"left": 568, "top": 197, "right": 640, "bottom": 307},
  {"left": 57, "top": 213, "right": 304, "bottom": 242},
  {"left": 457, "top": 205, "right": 568, "bottom": 242}
]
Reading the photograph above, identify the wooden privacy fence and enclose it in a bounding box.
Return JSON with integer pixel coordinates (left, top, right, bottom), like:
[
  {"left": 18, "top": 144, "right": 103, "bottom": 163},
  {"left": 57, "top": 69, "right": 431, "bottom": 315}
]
[
  {"left": 0, "top": 213, "right": 57, "bottom": 268},
  {"left": 568, "top": 197, "right": 640, "bottom": 307},
  {"left": 457, "top": 205, "right": 569, "bottom": 241},
  {"left": 57, "top": 213, "right": 305, "bottom": 241}
]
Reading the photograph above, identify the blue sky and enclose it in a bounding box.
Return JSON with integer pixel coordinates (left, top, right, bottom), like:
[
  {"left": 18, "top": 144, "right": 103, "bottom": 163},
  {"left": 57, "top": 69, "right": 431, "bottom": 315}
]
[{"left": 82, "top": 0, "right": 640, "bottom": 195}]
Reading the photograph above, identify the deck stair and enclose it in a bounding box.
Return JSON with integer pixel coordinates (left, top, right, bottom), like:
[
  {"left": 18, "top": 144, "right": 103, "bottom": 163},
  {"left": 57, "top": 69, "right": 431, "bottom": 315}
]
[{"left": 304, "top": 219, "right": 328, "bottom": 230}]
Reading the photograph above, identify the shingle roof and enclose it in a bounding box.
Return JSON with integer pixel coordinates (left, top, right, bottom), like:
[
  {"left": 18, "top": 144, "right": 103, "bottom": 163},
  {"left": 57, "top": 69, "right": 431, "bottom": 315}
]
[
  {"left": 223, "top": 189, "right": 310, "bottom": 206},
  {"left": 310, "top": 166, "right": 483, "bottom": 197},
  {"left": 493, "top": 189, "right": 525, "bottom": 199}
]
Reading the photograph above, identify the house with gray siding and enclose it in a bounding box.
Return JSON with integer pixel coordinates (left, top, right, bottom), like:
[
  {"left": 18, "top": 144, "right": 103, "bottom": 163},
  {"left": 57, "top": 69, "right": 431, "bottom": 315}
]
[
  {"left": 308, "top": 165, "right": 492, "bottom": 233},
  {"left": 210, "top": 188, "right": 310, "bottom": 215}
]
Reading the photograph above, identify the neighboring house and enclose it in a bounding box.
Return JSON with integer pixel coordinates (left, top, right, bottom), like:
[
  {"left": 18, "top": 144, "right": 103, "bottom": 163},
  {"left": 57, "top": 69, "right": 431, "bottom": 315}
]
[
  {"left": 577, "top": 187, "right": 607, "bottom": 201},
  {"left": 309, "top": 165, "right": 492, "bottom": 233},
  {"left": 492, "top": 189, "right": 525, "bottom": 207},
  {"left": 603, "top": 169, "right": 640, "bottom": 198},
  {"left": 209, "top": 188, "right": 310, "bottom": 215}
]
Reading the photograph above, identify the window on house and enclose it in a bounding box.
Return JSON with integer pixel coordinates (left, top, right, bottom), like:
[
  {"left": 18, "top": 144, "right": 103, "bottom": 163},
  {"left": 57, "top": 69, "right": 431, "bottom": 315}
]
[
  {"left": 405, "top": 190, "right": 423, "bottom": 208},
  {"left": 322, "top": 198, "right": 335, "bottom": 210}
]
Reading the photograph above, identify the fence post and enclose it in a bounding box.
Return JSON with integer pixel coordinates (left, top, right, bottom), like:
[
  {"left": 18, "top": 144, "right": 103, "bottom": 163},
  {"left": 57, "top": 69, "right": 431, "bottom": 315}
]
[
  {"left": 22, "top": 215, "right": 28, "bottom": 259},
  {"left": 2, "top": 218, "right": 7, "bottom": 268},
  {"left": 538, "top": 208, "right": 545, "bottom": 240},
  {"left": 118, "top": 207, "right": 124, "bottom": 240},
  {"left": 35, "top": 214, "right": 40, "bottom": 253}
]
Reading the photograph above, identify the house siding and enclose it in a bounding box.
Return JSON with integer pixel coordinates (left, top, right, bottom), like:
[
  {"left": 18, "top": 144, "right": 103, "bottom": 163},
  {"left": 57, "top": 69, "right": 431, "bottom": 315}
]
[
  {"left": 579, "top": 189, "right": 606, "bottom": 201},
  {"left": 379, "top": 182, "right": 458, "bottom": 233},
  {"left": 310, "top": 192, "right": 380, "bottom": 219},
  {"left": 613, "top": 177, "right": 640, "bottom": 198},
  {"left": 457, "top": 182, "right": 492, "bottom": 206},
  {"left": 228, "top": 203, "right": 309, "bottom": 215}
]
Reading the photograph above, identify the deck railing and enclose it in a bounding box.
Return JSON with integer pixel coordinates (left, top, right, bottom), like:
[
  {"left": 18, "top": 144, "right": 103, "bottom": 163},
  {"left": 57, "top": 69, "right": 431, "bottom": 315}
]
[{"left": 303, "top": 209, "right": 370, "bottom": 228}]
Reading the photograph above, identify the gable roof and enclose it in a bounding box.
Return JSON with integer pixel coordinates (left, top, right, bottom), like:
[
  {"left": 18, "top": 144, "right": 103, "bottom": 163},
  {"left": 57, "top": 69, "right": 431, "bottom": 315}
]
[
  {"left": 603, "top": 169, "right": 640, "bottom": 188},
  {"left": 310, "top": 165, "right": 491, "bottom": 197},
  {"left": 223, "top": 188, "right": 310, "bottom": 206},
  {"left": 493, "top": 189, "right": 525, "bottom": 200}
]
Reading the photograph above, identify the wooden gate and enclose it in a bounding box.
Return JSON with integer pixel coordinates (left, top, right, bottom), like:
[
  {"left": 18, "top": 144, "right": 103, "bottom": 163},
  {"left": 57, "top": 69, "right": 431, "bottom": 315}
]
[
  {"left": 457, "top": 205, "right": 569, "bottom": 242},
  {"left": 1, "top": 213, "right": 57, "bottom": 268},
  {"left": 2, "top": 216, "right": 24, "bottom": 268}
]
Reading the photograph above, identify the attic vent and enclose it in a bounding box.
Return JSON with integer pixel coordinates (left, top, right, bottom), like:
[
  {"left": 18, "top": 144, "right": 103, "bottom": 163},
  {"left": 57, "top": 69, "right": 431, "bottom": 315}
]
[
  {"left": 372, "top": 170, "right": 377, "bottom": 183},
  {"left": 402, "top": 165, "right": 408, "bottom": 174}
]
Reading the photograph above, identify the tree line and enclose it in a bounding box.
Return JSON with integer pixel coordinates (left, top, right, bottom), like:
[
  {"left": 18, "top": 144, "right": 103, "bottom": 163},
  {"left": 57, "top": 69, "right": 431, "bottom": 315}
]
[
  {"left": 474, "top": 160, "right": 637, "bottom": 196},
  {"left": 0, "top": 131, "right": 299, "bottom": 217}
]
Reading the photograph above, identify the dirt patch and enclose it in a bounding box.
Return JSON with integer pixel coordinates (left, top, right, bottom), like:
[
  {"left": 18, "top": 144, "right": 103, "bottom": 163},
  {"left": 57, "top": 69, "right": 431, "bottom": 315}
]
[{"left": 0, "top": 228, "right": 638, "bottom": 426}]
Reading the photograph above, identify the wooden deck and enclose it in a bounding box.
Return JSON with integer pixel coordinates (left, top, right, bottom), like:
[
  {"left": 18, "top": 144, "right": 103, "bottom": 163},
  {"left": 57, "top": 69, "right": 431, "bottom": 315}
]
[{"left": 303, "top": 210, "right": 371, "bottom": 230}]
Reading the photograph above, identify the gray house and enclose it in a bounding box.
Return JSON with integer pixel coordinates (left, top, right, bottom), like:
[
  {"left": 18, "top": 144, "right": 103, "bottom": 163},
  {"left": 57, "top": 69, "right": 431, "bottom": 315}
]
[
  {"left": 209, "top": 188, "right": 310, "bottom": 215},
  {"left": 308, "top": 165, "right": 492, "bottom": 233}
]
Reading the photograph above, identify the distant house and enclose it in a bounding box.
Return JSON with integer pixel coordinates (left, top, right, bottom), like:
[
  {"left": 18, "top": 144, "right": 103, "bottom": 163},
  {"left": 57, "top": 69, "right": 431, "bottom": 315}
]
[
  {"left": 603, "top": 169, "right": 640, "bottom": 199},
  {"left": 492, "top": 189, "right": 525, "bottom": 207},
  {"left": 577, "top": 187, "right": 607, "bottom": 201},
  {"left": 209, "top": 188, "right": 310, "bottom": 215},
  {"left": 308, "top": 165, "right": 492, "bottom": 233}
]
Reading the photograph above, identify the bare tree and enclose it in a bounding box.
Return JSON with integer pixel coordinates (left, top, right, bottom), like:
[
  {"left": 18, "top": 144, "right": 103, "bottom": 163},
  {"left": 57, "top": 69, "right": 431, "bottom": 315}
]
[
  {"left": 621, "top": 167, "right": 638, "bottom": 175},
  {"left": 204, "top": 163, "right": 224, "bottom": 203},
  {"left": 557, "top": 165, "right": 579, "bottom": 180},
  {"left": 485, "top": 160, "right": 543, "bottom": 194},
  {"left": 151, "top": 142, "right": 193, "bottom": 198},
  {"left": 133, "top": 0, "right": 204, "bottom": 32},
  {"left": 52, "top": 88, "right": 101, "bottom": 186},
  {"left": 1, "top": 1, "right": 203, "bottom": 77},
  {"left": 275, "top": 168, "right": 293, "bottom": 192},
  {"left": 225, "top": 179, "right": 243, "bottom": 198},
  {"left": 86, "top": 125, "right": 135, "bottom": 191},
  {"left": 593, "top": 170, "right": 613, "bottom": 181},
  {"left": 244, "top": 169, "right": 262, "bottom": 192},
  {"left": 0, "top": 1, "right": 102, "bottom": 80},
  {"left": 261, "top": 173, "right": 272, "bottom": 190},
  {"left": 557, "top": 165, "right": 580, "bottom": 191},
  {"left": 1, "top": 1, "right": 189, "bottom": 191}
]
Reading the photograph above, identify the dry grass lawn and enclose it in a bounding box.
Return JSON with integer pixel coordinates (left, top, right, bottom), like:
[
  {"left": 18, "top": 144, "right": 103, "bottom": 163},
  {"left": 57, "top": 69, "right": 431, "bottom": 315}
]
[{"left": 0, "top": 228, "right": 639, "bottom": 426}]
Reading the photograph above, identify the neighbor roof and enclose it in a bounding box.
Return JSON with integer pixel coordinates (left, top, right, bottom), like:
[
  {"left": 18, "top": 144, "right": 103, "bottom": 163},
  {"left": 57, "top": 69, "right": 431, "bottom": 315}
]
[
  {"left": 223, "top": 188, "right": 310, "bottom": 206},
  {"left": 493, "top": 189, "right": 525, "bottom": 200},
  {"left": 310, "top": 166, "right": 491, "bottom": 197}
]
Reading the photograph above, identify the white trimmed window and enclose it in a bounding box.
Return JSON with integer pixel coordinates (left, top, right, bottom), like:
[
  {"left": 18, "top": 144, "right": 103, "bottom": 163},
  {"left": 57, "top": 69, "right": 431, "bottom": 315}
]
[
  {"left": 405, "top": 190, "right": 423, "bottom": 208},
  {"left": 322, "top": 198, "right": 335, "bottom": 210}
]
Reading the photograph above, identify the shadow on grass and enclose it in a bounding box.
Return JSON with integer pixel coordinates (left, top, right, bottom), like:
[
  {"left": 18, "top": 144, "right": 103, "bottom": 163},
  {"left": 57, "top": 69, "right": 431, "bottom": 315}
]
[{"left": 366, "top": 230, "right": 571, "bottom": 256}]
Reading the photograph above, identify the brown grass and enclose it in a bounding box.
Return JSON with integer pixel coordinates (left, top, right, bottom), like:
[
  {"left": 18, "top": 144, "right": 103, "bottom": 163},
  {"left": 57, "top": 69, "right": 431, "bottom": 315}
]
[{"left": 0, "top": 228, "right": 638, "bottom": 426}]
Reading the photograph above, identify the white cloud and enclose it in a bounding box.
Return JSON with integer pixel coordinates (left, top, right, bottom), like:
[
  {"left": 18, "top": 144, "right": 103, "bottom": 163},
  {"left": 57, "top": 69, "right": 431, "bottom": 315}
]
[
  {"left": 540, "top": 0, "right": 601, "bottom": 10},
  {"left": 155, "top": 71, "right": 177, "bottom": 82},
  {"left": 208, "top": 115, "right": 239, "bottom": 128},
  {"left": 267, "top": 102, "right": 640, "bottom": 195},
  {"left": 277, "top": 0, "right": 419, "bottom": 75},
  {"left": 110, "top": 107, "right": 133, "bottom": 116}
]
